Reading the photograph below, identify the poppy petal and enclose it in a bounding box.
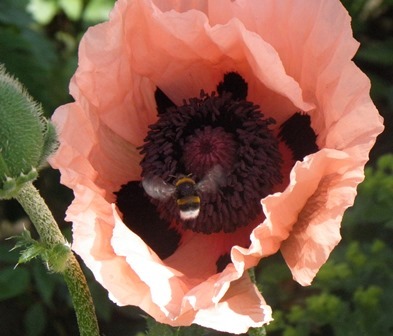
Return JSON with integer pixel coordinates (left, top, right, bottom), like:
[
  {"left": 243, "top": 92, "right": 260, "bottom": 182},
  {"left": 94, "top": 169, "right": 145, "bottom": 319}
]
[{"left": 49, "top": 0, "right": 384, "bottom": 332}]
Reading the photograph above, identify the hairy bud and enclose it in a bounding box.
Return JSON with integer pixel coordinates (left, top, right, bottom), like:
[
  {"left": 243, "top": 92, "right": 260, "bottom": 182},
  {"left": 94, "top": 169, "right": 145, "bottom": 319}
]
[{"left": 0, "top": 65, "right": 58, "bottom": 199}]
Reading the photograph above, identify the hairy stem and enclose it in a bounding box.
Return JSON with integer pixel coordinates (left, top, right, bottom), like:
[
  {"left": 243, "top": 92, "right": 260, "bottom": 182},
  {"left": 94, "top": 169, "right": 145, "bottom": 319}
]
[{"left": 15, "top": 182, "right": 100, "bottom": 336}]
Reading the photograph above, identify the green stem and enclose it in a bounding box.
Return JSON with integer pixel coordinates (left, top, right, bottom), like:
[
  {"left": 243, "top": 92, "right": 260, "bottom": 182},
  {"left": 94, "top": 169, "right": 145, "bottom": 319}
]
[
  {"left": 15, "top": 182, "right": 66, "bottom": 246},
  {"left": 64, "top": 256, "right": 100, "bottom": 336},
  {"left": 15, "top": 182, "right": 100, "bottom": 336}
]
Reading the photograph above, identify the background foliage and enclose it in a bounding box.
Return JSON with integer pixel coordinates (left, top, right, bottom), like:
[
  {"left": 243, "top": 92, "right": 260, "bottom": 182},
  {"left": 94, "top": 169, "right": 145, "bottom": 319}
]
[{"left": 0, "top": 0, "right": 392, "bottom": 335}]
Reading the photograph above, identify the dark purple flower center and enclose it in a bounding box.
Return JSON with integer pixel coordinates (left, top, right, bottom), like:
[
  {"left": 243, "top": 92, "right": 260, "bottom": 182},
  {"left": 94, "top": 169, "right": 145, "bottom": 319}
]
[
  {"left": 183, "top": 126, "right": 237, "bottom": 177},
  {"left": 139, "top": 73, "right": 283, "bottom": 233},
  {"left": 116, "top": 73, "right": 319, "bottom": 262}
]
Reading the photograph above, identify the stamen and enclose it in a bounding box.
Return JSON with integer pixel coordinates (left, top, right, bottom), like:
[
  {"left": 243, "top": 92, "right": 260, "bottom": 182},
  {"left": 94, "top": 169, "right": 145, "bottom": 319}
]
[
  {"left": 217, "top": 72, "right": 248, "bottom": 100},
  {"left": 278, "top": 112, "right": 319, "bottom": 161},
  {"left": 138, "top": 75, "right": 283, "bottom": 234}
]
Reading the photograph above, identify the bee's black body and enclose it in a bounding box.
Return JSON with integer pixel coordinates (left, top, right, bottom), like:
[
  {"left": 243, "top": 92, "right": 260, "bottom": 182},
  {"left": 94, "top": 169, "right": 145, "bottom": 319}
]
[
  {"left": 175, "top": 177, "right": 201, "bottom": 219},
  {"left": 141, "top": 165, "right": 224, "bottom": 221}
]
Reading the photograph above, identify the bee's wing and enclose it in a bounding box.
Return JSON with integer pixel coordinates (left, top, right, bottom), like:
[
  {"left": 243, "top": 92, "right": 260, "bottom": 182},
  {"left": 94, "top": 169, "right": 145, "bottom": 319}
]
[
  {"left": 197, "top": 165, "right": 225, "bottom": 193},
  {"left": 142, "top": 176, "right": 175, "bottom": 200}
]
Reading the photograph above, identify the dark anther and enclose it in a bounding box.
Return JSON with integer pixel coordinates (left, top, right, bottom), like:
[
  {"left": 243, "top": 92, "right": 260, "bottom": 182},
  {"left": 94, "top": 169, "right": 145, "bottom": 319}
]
[
  {"left": 115, "top": 181, "right": 181, "bottom": 259},
  {"left": 278, "top": 112, "right": 319, "bottom": 161},
  {"left": 217, "top": 72, "right": 248, "bottom": 100}
]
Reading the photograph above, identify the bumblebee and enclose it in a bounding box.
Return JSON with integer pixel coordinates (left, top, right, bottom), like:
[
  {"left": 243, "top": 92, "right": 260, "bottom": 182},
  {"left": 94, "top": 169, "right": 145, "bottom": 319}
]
[{"left": 142, "top": 166, "right": 224, "bottom": 220}]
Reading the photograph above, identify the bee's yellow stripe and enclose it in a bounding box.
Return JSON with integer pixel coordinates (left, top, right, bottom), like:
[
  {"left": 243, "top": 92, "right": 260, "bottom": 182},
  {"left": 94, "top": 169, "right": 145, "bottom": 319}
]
[
  {"left": 175, "top": 177, "right": 195, "bottom": 187},
  {"left": 176, "top": 195, "right": 200, "bottom": 206}
]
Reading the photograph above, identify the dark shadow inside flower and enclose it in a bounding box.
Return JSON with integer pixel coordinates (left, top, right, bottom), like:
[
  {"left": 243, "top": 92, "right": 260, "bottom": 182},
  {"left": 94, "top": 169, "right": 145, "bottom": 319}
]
[
  {"left": 216, "top": 253, "right": 232, "bottom": 273},
  {"left": 116, "top": 72, "right": 319, "bottom": 267},
  {"left": 155, "top": 87, "right": 176, "bottom": 115},
  {"left": 115, "top": 181, "right": 181, "bottom": 259}
]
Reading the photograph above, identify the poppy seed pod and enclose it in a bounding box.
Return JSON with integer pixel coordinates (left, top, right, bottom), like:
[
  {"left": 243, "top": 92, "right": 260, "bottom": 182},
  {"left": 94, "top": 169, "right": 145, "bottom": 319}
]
[{"left": 0, "top": 66, "right": 58, "bottom": 199}]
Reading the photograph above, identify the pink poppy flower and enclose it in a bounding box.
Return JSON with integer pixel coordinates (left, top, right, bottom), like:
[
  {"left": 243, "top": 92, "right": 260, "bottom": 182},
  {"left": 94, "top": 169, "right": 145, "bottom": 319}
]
[{"left": 50, "top": 0, "right": 384, "bottom": 333}]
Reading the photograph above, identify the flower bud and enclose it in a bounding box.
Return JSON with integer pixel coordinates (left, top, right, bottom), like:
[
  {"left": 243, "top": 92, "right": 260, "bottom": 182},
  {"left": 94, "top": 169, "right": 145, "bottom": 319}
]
[{"left": 0, "top": 65, "right": 58, "bottom": 199}]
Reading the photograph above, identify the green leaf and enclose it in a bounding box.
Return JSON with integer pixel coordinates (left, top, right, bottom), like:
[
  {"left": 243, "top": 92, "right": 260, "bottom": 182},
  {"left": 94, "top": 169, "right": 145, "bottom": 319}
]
[
  {"left": 10, "top": 227, "right": 71, "bottom": 272},
  {"left": 0, "top": 242, "right": 20, "bottom": 264},
  {"left": 88, "top": 280, "right": 113, "bottom": 322},
  {"left": 145, "top": 319, "right": 209, "bottom": 336},
  {"left": 357, "top": 39, "right": 393, "bottom": 67},
  {"left": 10, "top": 227, "right": 35, "bottom": 250},
  {"left": 0, "top": 0, "right": 32, "bottom": 27},
  {"left": 146, "top": 318, "right": 178, "bottom": 336},
  {"left": 0, "top": 266, "right": 30, "bottom": 300},
  {"left": 27, "top": 0, "right": 59, "bottom": 25},
  {"left": 32, "top": 261, "right": 58, "bottom": 306},
  {"left": 249, "top": 326, "right": 267, "bottom": 336},
  {"left": 178, "top": 325, "right": 205, "bottom": 336},
  {"left": 84, "top": 0, "right": 115, "bottom": 22},
  {"left": 354, "top": 285, "right": 383, "bottom": 309},
  {"left": 59, "top": 0, "right": 83, "bottom": 21},
  {"left": 10, "top": 228, "right": 44, "bottom": 265},
  {"left": 18, "top": 243, "right": 46, "bottom": 264},
  {"left": 0, "top": 26, "right": 58, "bottom": 114},
  {"left": 24, "top": 302, "right": 47, "bottom": 336}
]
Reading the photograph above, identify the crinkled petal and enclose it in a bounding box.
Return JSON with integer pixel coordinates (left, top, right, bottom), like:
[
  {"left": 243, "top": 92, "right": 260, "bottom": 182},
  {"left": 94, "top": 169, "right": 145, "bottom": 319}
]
[
  {"left": 232, "top": 149, "right": 357, "bottom": 273},
  {"left": 49, "top": 0, "right": 384, "bottom": 332},
  {"left": 118, "top": 0, "right": 312, "bottom": 122},
  {"left": 272, "top": 149, "right": 363, "bottom": 285},
  {"left": 50, "top": 103, "right": 141, "bottom": 192},
  {"left": 193, "top": 275, "right": 273, "bottom": 334},
  {"left": 209, "top": 0, "right": 384, "bottom": 284}
]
